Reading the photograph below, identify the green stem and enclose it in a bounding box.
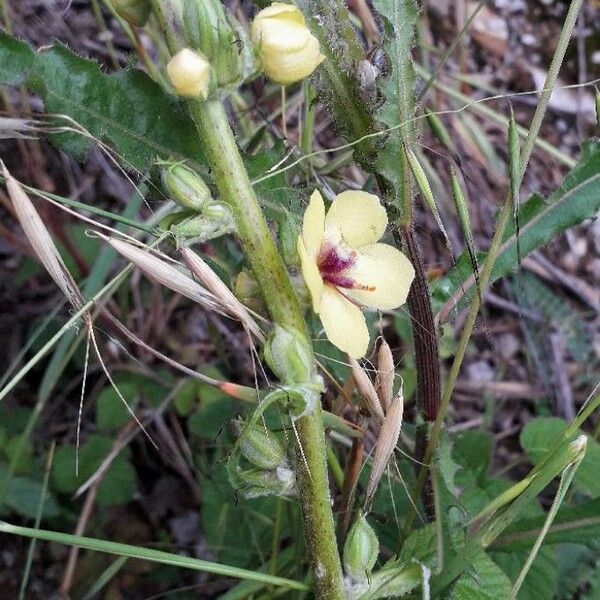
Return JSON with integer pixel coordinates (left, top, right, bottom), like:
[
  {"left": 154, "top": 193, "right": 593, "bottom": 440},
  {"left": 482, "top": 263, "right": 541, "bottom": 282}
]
[
  {"left": 186, "top": 98, "right": 344, "bottom": 600},
  {"left": 403, "top": 0, "right": 585, "bottom": 535}
]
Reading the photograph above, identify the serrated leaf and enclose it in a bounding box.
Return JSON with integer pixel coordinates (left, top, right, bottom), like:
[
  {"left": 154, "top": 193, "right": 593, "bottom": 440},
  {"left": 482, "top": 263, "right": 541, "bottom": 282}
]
[
  {"left": 0, "top": 33, "right": 205, "bottom": 171},
  {"left": 434, "top": 139, "right": 600, "bottom": 317},
  {"left": 449, "top": 552, "right": 512, "bottom": 600},
  {"left": 372, "top": 0, "right": 418, "bottom": 213},
  {"left": 492, "top": 547, "right": 558, "bottom": 600}
]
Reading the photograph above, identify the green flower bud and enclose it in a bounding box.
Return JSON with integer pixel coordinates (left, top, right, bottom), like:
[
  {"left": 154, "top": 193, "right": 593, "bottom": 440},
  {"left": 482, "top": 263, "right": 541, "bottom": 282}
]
[
  {"left": 279, "top": 213, "right": 301, "bottom": 268},
  {"left": 264, "top": 325, "right": 314, "bottom": 385},
  {"left": 183, "top": 0, "right": 256, "bottom": 90},
  {"left": 235, "top": 465, "right": 295, "bottom": 499},
  {"left": 233, "top": 419, "right": 287, "bottom": 470},
  {"left": 162, "top": 163, "right": 212, "bottom": 211},
  {"left": 112, "top": 0, "right": 151, "bottom": 26},
  {"left": 169, "top": 211, "right": 235, "bottom": 241},
  {"left": 343, "top": 512, "right": 379, "bottom": 581}
]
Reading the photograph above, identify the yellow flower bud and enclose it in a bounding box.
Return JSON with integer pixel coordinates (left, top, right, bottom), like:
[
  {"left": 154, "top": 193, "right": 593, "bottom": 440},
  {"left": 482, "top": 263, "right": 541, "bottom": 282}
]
[
  {"left": 166, "top": 49, "right": 211, "bottom": 99},
  {"left": 251, "top": 3, "right": 325, "bottom": 85}
]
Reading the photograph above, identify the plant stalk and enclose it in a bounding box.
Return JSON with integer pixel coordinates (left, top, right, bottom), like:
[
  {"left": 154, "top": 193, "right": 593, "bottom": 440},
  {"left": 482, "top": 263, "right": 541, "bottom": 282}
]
[{"left": 186, "top": 98, "right": 344, "bottom": 599}]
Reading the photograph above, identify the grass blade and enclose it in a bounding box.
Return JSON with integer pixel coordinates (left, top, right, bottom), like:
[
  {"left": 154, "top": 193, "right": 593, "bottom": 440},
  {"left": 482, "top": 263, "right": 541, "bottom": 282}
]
[{"left": 0, "top": 521, "right": 309, "bottom": 591}]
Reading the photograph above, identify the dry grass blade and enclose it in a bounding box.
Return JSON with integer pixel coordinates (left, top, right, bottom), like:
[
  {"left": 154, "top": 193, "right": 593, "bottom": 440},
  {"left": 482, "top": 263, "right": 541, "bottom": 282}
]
[
  {"left": 364, "top": 389, "right": 404, "bottom": 510},
  {"left": 3, "top": 163, "right": 83, "bottom": 311},
  {"left": 349, "top": 357, "right": 385, "bottom": 422},
  {"left": 375, "top": 339, "right": 394, "bottom": 414},
  {"left": 180, "top": 247, "right": 265, "bottom": 341},
  {"left": 104, "top": 236, "right": 221, "bottom": 313}
]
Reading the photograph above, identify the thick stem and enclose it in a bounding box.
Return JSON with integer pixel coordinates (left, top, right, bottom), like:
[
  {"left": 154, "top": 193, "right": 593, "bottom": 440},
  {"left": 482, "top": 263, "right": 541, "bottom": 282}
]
[{"left": 187, "top": 98, "right": 344, "bottom": 600}]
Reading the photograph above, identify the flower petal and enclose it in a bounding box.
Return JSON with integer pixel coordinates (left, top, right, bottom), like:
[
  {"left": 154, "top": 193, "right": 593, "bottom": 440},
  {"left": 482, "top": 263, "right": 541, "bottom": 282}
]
[
  {"left": 298, "top": 236, "right": 323, "bottom": 312},
  {"left": 302, "top": 189, "right": 325, "bottom": 257},
  {"left": 325, "top": 191, "right": 387, "bottom": 248},
  {"left": 344, "top": 243, "right": 415, "bottom": 310},
  {"left": 319, "top": 285, "right": 369, "bottom": 358}
]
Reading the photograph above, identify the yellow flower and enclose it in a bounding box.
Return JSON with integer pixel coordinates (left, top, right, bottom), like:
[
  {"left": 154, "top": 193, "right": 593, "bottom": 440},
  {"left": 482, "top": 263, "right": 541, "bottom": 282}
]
[
  {"left": 166, "top": 49, "right": 211, "bottom": 99},
  {"left": 297, "top": 190, "right": 415, "bottom": 358},
  {"left": 251, "top": 3, "right": 325, "bottom": 86}
]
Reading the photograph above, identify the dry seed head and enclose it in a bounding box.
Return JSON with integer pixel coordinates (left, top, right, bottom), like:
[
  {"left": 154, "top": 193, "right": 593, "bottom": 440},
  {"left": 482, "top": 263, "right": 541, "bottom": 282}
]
[
  {"left": 349, "top": 357, "right": 384, "bottom": 422},
  {"left": 180, "top": 247, "right": 264, "bottom": 340},
  {"left": 3, "top": 164, "right": 83, "bottom": 310},
  {"left": 106, "top": 237, "right": 220, "bottom": 313},
  {"left": 375, "top": 339, "right": 394, "bottom": 414},
  {"left": 365, "top": 387, "right": 404, "bottom": 508}
]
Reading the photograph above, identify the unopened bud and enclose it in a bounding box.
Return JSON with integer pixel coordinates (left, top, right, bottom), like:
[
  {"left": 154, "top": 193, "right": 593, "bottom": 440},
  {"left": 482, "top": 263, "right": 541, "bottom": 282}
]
[
  {"left": 233, "top": 419, "right": 287, "bottom": 470},
  {"left": 343, "top": 511, "right": 379, "bottom": 581},
  {"left": 112, "top": 0, "right": 151, "bottom": 27},
  {"left": 161, "top": 163, "right": 212, "bottom": 211},
  {"left": 569, "top": 434, "right": 588, "bottom": 463},
  {"left": 167, "top": 48, "right": 211, "bottom": 99},
  {"left": 235, "top": 465, "right": 295, "bottom": 498},
  {"left": 251, "top": 3, "right": 325, "bottom": 85},
  {"left": 184, "top": 0, "right": 256, "bottom": 90},
  {"left": 264, "top": 325, "right": 314, "bottom": 384}
]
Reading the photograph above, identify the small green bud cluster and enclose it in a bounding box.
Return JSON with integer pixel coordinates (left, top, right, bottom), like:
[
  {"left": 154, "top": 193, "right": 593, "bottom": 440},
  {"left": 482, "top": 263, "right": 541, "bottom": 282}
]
[
  {"left": 160, "top": 162, "right": 235, "bottom": 242},
  {"left": 228, "top": 419, "right": 295, "bottom": 499}
]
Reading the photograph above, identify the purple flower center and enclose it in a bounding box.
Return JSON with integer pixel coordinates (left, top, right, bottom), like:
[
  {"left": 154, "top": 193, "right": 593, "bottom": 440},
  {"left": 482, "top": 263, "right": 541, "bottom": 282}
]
[{"left": 317, "top": 244, "right": 356, "bottom": 289}]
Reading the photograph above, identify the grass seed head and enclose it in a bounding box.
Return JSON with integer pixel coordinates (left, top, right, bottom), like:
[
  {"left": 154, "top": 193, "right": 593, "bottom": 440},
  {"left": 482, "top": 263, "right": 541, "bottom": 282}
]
[
  {"left": 365, "top": 388, "right": 404, "bottom": 508},
  {"left": 3, "top": 164, "right": 83, "bottom": 311},
  {"left": 375, "top": 339, "right": 394, "bottom": 414},
  {"left": 349, "top": 357, "right": 385, "bottom": 422}
]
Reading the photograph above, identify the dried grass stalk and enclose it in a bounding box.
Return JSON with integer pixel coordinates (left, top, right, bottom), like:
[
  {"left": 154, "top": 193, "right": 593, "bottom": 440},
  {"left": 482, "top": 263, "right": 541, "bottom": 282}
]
[
  {"left": 365, "top": 389, "right": 404, "bottom": 508},
  {"left": 106, "top": 237, "right": 221, "bottom": 313},
  {"left": 180, "top": 247, "right": 264, "bottom": 340},
  {"left": 3, "top": 163, "right": 83, "bottom": 310},
  {"left": 349, "top": 357, "right": 385, "bottom": 422},
  {"left": 375, "top": 339, "right": 394, "bottom": 414}
]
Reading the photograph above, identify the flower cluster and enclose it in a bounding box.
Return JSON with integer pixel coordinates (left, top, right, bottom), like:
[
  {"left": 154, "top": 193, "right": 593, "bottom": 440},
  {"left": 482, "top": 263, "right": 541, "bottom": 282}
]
[{"left": 298, "top": 190, "right": 415, "bottom": 358}]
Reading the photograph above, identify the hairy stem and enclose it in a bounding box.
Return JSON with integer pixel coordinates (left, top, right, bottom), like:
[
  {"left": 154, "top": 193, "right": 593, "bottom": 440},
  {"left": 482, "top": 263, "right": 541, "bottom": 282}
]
[{"left": 187, "top": 98, "right": 344, "bottom": 599}]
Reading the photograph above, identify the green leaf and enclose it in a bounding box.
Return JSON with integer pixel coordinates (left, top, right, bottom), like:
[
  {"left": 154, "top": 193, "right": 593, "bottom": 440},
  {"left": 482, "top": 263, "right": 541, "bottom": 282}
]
[
  {"left": 434, "top": 139, "right": 600, "bottom": 316},
  {"left": 372, "top": 0, "right": 419, "bottom": 214},
  {"left": 520, "top": 417, "right": 600, "bottom": 497},
  {"left": 449, "top": 552, "right": 512, "bottom": 600},
  {"left": 492, "top": 547, "right": 557, "bottom": 600},
  {"left": 0, "top": 33, "right": 205, "bottom": 171},
  {"left": 493, "top": 497, "right": 600, "bottom": 550},
  {"left": 51, "top": 435, "right": 135, "bottom": 507},
  {"left": 0, "top": 467, "right": 59, "bottom": 519},
  {"left": 95, "top": 382, "right": 138, "bottom": 431},
  {"left": 188, "top": 385, "right": 237, "bottom": 439},
  {"left": 200, "top": 465, "right": 291, "bottom": 568},
  {"left": 453, "top": 431, "right": 494, "bottom": 481}
]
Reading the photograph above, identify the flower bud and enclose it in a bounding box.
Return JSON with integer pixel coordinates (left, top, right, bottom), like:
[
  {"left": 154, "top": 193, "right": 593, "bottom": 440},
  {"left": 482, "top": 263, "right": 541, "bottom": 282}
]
[
  {"left": 232, "top": 419, "right": 288, "bottom": 470},
  {"left": 264, "top": 325, "right": 314, "bottom": 384},
  {"left": 251, "top": 3, "right": 325, "bottom": 85},
  {"left": 183, "top": 0, "right": 256, "bottom": 90},
  {"left": 168, "top": 210, "right": 235, "bottom": 241},
  {"left": 343, "top": 511, "right": 379, "bottom": 581},
  {"left": 161, "top": 162, "right": 212, "bottom": 210},
  {"left": 112, "top": 0, "right": 151, "bottom": 27},
  {"left": 166, "top": 48, "right": 211, "bottom": 99},
  {"left": 235, "top": 465, "right": 295, "bottom": 499}
]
